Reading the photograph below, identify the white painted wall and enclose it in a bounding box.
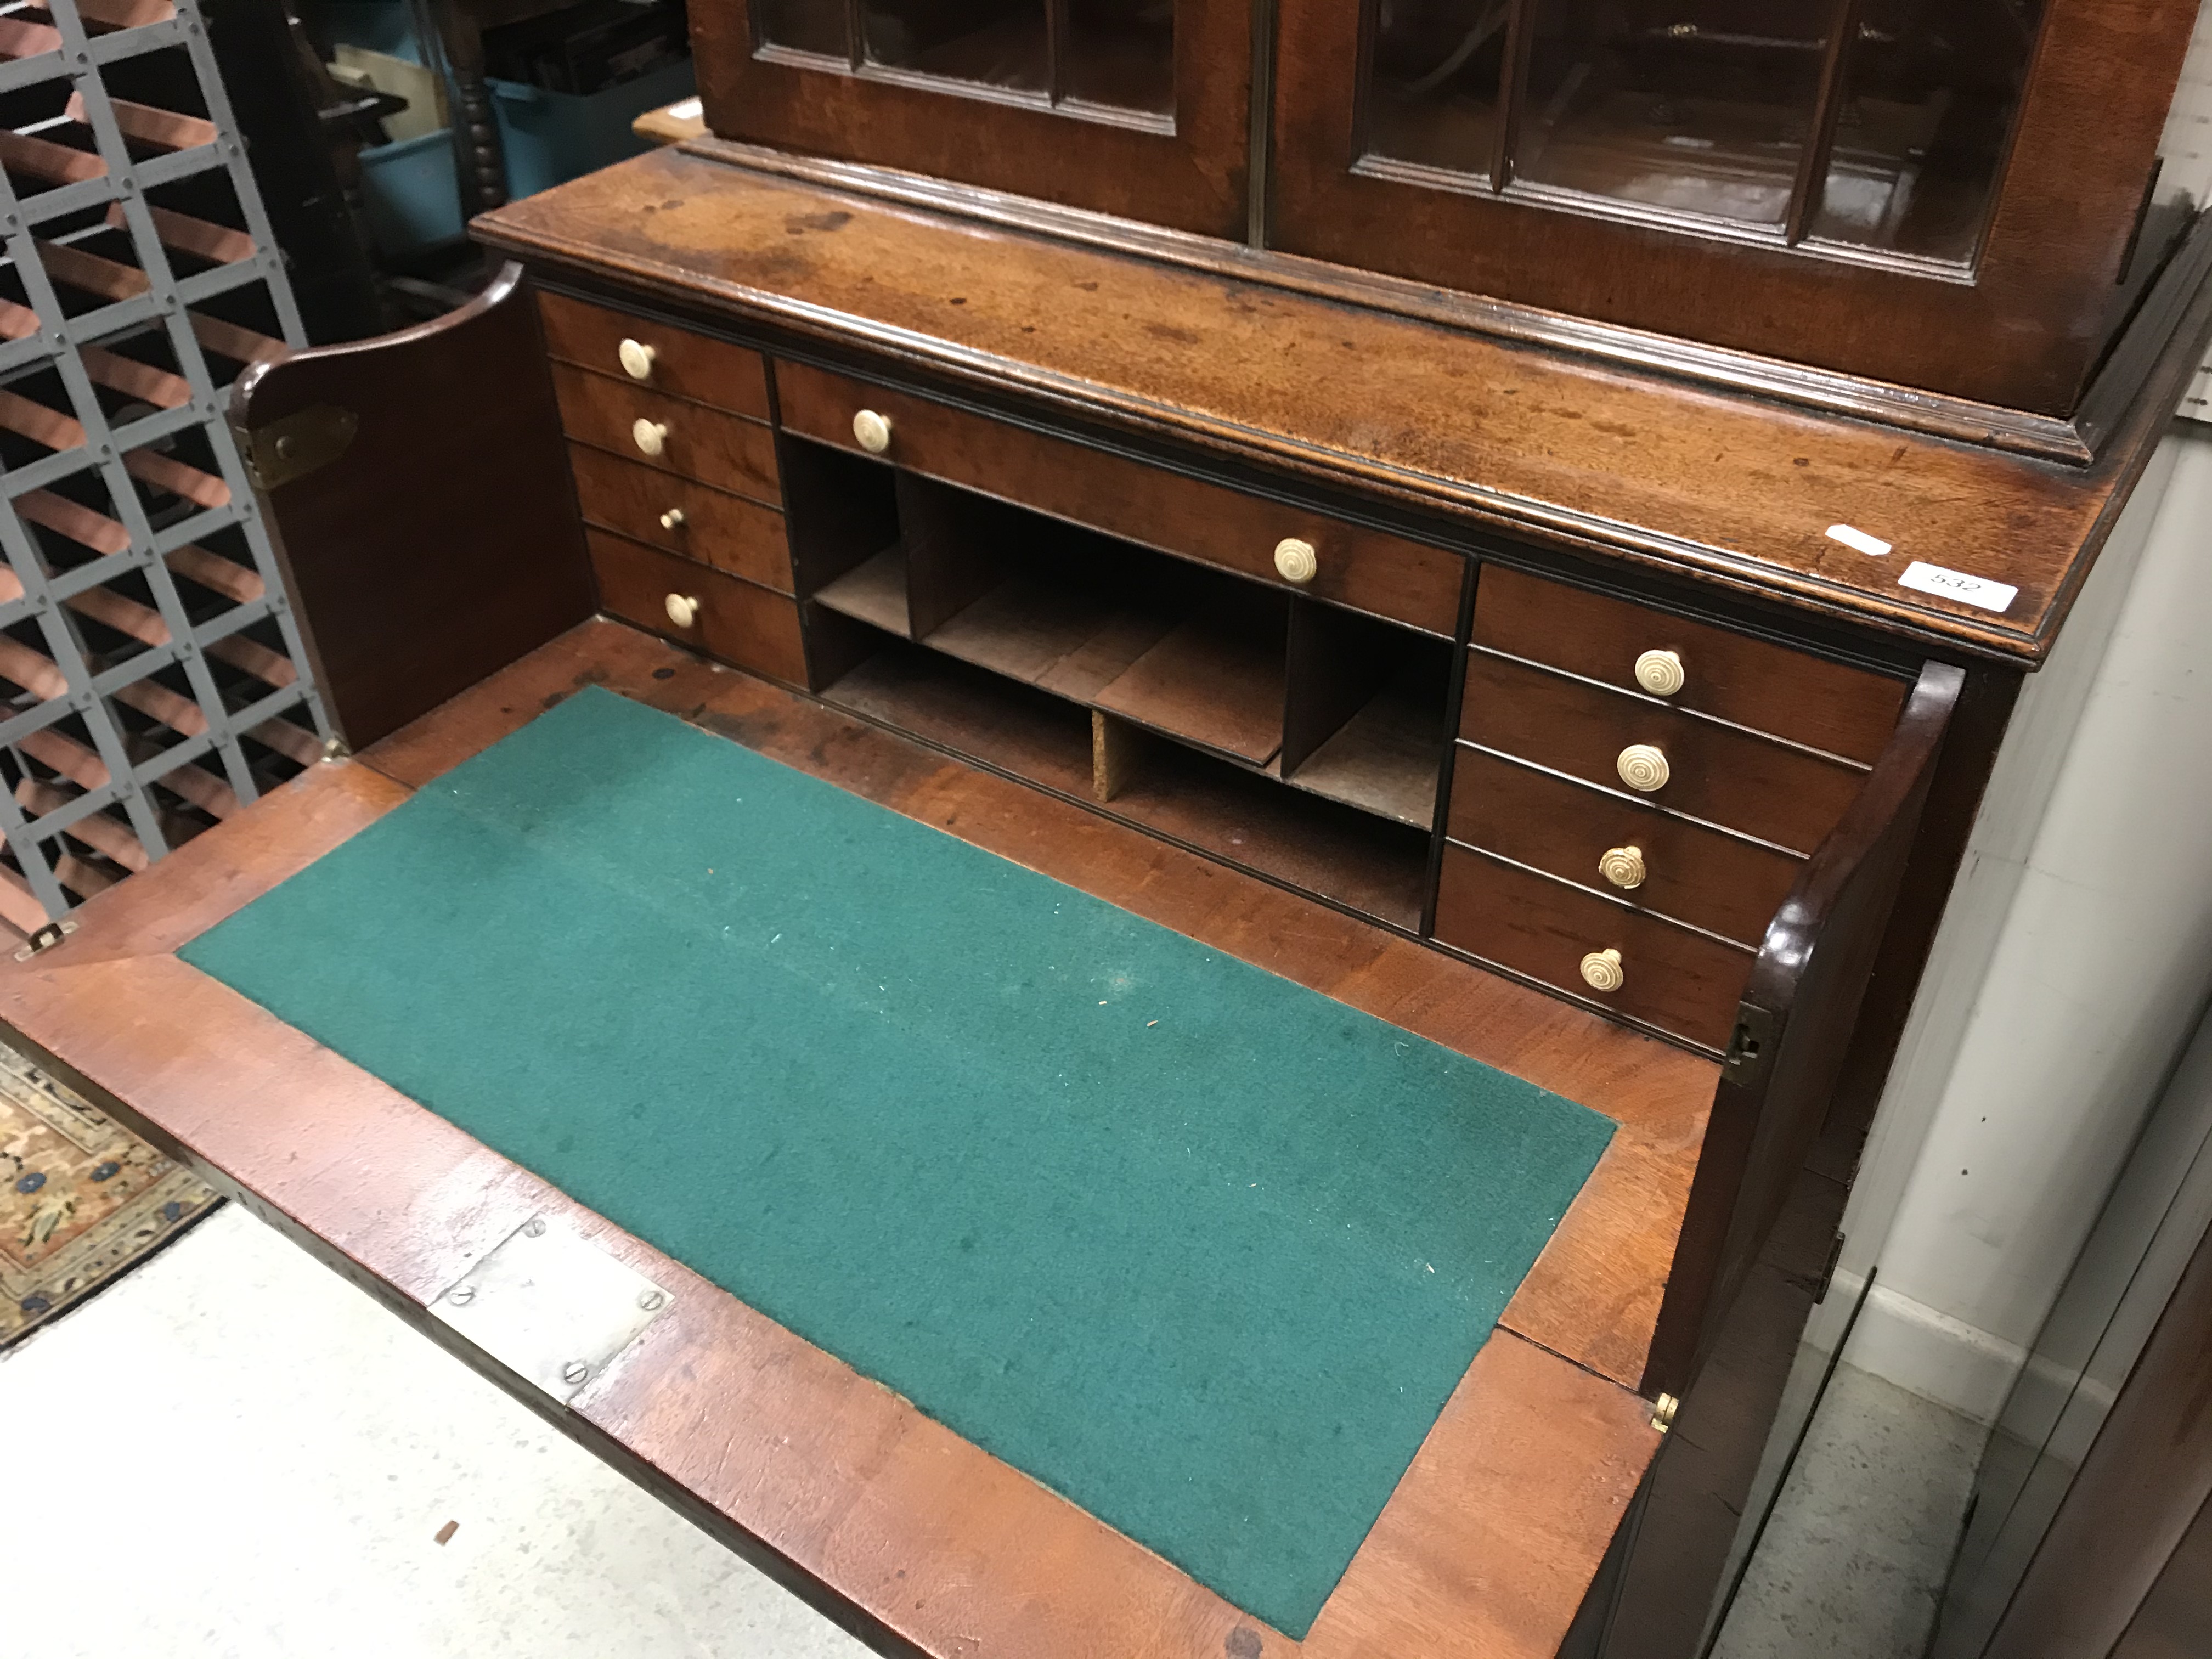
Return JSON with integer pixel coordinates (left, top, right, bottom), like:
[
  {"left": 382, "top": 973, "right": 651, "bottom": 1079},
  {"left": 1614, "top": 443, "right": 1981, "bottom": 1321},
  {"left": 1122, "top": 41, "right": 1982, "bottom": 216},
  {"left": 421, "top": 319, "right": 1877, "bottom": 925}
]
[{"left": 1821, "top": 425, "right": 2212, "bottom": 1423}]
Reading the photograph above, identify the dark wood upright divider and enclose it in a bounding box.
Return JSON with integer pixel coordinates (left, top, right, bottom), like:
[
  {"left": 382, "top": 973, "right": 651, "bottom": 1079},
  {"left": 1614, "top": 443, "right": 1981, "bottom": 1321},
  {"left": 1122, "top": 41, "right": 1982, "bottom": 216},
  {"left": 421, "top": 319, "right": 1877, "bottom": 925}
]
[{"left": 232, "top": 264, "right": 595, "bottom": 750}]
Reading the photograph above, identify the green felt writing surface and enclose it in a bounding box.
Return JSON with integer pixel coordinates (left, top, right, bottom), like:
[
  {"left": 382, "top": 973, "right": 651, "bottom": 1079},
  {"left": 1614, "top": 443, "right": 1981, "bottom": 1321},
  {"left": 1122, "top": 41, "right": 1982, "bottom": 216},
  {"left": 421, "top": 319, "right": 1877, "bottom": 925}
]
[{"left": 183, "top": 687, "right": 1613, "bottom": 1635}]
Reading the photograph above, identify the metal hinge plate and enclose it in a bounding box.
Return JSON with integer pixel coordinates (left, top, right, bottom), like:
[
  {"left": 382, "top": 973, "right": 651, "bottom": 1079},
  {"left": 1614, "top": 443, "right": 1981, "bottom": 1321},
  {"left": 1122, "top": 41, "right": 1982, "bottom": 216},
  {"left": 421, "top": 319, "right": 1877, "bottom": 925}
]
[
  {"left": 430, "top": 1215, "right": 674, "bottom": 1403},
  {"left": 244, "top": 403, "right": 358, "bottom": 492},
  {"left": 13, "top": 917, "right": 77, "bottom": 960}
]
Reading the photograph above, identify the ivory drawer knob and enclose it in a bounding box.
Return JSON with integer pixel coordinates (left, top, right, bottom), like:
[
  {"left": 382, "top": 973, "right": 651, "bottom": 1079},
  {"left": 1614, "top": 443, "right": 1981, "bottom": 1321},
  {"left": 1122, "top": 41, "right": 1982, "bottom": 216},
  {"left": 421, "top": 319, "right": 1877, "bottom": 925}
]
[
  {"left": 1579, "top": 948, "right": 1625, "bottom": 993},
  {"left": 1599, "top": 844, "right": 1647, "bottom": 889},
  {"left": 659, "top": 507, "right": 686, "bottom": 531},
  {"left": 664, "top": 592, "right": 700, "bottom": 629},
  {"left": 1634, "top": 648, "right": 1685, "bottom": 696},
  {"left": 1617, "top": 743, "right": 1670, "bottom": 793},
  {"left": 852, "top": 408, "right": 893, "bottom": 454},
  {"left": 1273, "top": 537, "right": 1318, "bottom": 584},
  {"left": 618, "top": 338, "right": 656, "bottom": 381},
  {"left": 632, "top": 417, "right": 668, "bottom": 458}
]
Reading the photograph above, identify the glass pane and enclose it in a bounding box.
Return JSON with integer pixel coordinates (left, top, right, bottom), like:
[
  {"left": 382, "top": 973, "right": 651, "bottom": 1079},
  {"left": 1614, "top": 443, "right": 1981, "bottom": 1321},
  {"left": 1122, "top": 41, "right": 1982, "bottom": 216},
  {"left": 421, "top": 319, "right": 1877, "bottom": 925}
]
[
  {"left": 758, "top": 0, "right": 849, "bottom": 59},
  {"left": 1364, "top": 0, "right": 1514, "bottom": 181},
  {"left": 1809, "top": 0, "right": 2045, "bottom": 262},
  {"left": 1063, "top": 0, "right": 1174, "bottom": 116},
  {"left": 861, "top": 0, "right": 1051, "bottom": 94},
  {"left": 1517, "top": 1, "right": 1833, "bottom": 226}
]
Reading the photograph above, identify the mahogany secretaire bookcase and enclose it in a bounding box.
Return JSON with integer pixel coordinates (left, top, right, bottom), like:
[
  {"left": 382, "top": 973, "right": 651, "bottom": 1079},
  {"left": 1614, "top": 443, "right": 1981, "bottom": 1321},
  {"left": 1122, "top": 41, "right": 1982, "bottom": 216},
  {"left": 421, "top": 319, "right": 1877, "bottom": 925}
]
[{"left": 5, "top": 3, "right": 2210, "bottom": 1657}]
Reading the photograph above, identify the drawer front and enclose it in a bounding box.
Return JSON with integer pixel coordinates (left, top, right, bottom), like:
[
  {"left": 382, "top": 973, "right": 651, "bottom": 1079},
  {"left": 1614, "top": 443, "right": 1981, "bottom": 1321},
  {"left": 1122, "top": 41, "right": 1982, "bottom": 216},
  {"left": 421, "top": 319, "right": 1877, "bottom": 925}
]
[
  {"left": 1433, "top": 843, "right": 1751, "bottom": 1051},
  {"left": 569, "top": 445, "right": 793, "bottom": 595},
  {"left": 538, "top": 291, "right": 772, "bottom": 420},
  {"left": 1473, "top": 565, "right": 1907, "bottom": 763},
  {"left": 1460, "top": 649, "right": 1864, "bottom": 855},
  {"left": 587, "top": 528, "right": 806, "bottom": 686},
  {"left": 553, "top": 362, "right": 780, "bottom": 506},
  {"left": 775, "top": 360, "right": 1463, "bottom": 636},
  {"left": 1447, "top": 745, "right": 1801, "bottom": 949}
]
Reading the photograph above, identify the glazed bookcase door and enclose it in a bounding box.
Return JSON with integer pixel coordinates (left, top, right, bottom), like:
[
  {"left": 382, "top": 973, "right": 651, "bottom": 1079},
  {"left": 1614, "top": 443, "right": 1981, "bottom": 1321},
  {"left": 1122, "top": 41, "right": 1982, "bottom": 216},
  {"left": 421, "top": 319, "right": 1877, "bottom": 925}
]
[
  {"left": 1269, "top": 0, "right": 2197, "bottom": 413},
  {"left": 693, "top": 0, "right": 1250, "bottom": 237}
]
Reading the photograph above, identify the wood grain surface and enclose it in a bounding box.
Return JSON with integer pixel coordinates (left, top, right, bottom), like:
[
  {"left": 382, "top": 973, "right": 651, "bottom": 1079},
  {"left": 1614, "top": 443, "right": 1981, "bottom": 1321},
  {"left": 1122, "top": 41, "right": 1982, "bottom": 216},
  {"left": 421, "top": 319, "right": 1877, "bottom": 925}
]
[
  {"left": 775, "top": 360, "right": 1467, "bottom": 637},
  {"left": 1460, "top": 650, "right": 1865, "bottom": 856},
  {"left": 539, "top": 288, "right": 772, "bottom": 417},
  {"left": 552, "top": 360, "right": 782, "bottom": 504},
  {"left": 569, "top": 443, "right": 794, "bottom": 591},
  {"left": 0, "top": 619, "right": 1702, "bottom": 1659},
  {"left": 473, "top": 149, "right": 2203, "bottom": 662},
  {"left": 586, "top": 528, "right": 808, "bottom": 686}
]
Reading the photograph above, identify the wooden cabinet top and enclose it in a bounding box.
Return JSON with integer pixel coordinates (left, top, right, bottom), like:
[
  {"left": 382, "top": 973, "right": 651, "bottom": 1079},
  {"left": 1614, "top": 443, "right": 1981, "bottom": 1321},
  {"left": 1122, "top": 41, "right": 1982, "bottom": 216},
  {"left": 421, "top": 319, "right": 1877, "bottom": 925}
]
[
  {"left": 479, "top": 145, "right": 2210, "bottom": 664},
  {"left": 684, "top": 0, "right": 2207, "bottom": 421}
]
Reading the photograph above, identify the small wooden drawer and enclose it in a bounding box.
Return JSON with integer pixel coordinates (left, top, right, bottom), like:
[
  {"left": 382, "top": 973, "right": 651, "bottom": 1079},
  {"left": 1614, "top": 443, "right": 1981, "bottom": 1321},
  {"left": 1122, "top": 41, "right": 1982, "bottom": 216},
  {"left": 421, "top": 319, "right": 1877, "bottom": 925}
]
[
  {"left": 553, "top": 362, "right": 780, "bottom": 506},
  {"left": 1472, "top": 565, "right": 1907, "bottom": 763},
  {"left": 1446, "top": 745, "right": 1801, "bottom": 949},
  {"left": 569, "top": 445, "right": 793, "bottom": 595},
  {"left": 1460, "top": 649, "right": 1864, "bottom": 856},
  {"left": 775, "top": 360, "right": 1463, "bottom": 636},
  {"left": 587, "top": 528, "right": 806, "bottom": 687},
  {"left": 538, "top": 291, "right": 772, "bottom": 420},
  {"left": 1432, "top": 843, "right": 1752, "bottom": 1051}
]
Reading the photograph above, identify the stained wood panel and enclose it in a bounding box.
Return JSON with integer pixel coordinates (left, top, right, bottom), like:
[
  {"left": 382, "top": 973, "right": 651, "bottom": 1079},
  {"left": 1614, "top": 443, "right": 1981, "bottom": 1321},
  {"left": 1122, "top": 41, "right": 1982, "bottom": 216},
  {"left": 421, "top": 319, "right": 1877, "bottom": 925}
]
[
  {"left": 775, "top": 360, "right": 1465, "bottom": 636},
  {"left": 1472, "top": 565, "right": 1908, "bottom": 763},
  {"left": 1434, "top": 844, "right": 1756, "bottom": 1052},
  {"left": 538, "top": 290, "right": 773, "bottom": 417},
  {"left": 568, "top": 444, "right": 793, "bottom": 592},
  {"left": 1448, "top": 746, "right": 1803, "bottom": 949},
  {"left": 1460, "top": 650, "right": 1866, "bottom": 855},
  {"left": 587, "top": 529, "right": 806, "bottom": 686},
  {"left": 552, "top": 360, "right": 781, "bottom": 505}
]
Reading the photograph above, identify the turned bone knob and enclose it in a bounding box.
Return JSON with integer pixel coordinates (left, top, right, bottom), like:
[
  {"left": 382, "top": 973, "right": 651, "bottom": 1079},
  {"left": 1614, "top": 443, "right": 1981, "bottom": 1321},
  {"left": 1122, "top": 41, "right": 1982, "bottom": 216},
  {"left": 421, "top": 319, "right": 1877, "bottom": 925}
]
[
  {"left": 1634, "top": 648, "right": 1685, "bottom": 696},
  {"left": 852, "top": 409, "right": 893, "bottom": 454},
  {"left": 659, "top": 507, "right": 686, "bottom": 531},
  {"left": 632, "top": 417, "right": 668, "bottom": 458},
  {"left": 1273, "top": 537, "right": 1318, "bottom": 584},
  {"left": 618, "top": 338, "right": 656, "bottom": 381},
  {"left": 1599, "top": 845, "right": 1647, "bottom": 889},
  {"left": 1579, "top": 948, "right": 1625, "bottom": 992},
  {"left": 1617, "top": 743, "right": 1670, "bottom": 793},
  {"left": 664, "top": 592, "right": 700, "bottom": 629}
]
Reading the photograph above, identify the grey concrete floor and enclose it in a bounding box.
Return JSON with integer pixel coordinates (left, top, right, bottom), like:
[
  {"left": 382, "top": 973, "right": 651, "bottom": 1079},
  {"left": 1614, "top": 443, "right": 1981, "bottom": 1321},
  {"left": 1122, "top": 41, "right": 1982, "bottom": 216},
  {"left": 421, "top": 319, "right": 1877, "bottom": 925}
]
[
  {"left": 0, "top": 1203, "right": 1986, "bottom": 1657},
  {"left": 1713, "top": 1362, "right": 1987, "bottom": 1659}
]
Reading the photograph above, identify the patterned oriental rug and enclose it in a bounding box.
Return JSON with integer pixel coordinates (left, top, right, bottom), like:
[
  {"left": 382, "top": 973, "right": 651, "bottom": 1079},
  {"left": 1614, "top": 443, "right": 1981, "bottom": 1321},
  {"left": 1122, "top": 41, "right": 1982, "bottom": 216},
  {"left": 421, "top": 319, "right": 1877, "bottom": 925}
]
[{"left": 0, "top": 1042, "right": 219, "bottom": 1347}]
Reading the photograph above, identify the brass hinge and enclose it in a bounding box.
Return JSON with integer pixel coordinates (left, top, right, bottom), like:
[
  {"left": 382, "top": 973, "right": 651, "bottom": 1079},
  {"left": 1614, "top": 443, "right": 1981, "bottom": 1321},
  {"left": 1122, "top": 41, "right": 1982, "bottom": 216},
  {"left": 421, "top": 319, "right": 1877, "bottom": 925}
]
[
  {"left": 243, "top": 403, "right": 358, "bottom": 492},
  {"left": 1650, "top": 1392, "right": 1679, "bottom": 1433},
  {"left": 13, "top": 916, "right": 77, "bottom": 960}
]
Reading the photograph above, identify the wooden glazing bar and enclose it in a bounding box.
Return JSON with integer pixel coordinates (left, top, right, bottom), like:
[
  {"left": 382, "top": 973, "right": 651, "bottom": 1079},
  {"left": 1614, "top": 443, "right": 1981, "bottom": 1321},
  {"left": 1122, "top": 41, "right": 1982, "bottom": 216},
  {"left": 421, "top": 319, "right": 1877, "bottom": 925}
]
[
  {"left": 1783, "top": 0, "right": 1866, "bottom": 246},
  {"left": 1045, "top": 0, "right": 1067, "bottom": 104},
  {"left": 1487, "top": 0, "right": 1537, "bottom": 191}
]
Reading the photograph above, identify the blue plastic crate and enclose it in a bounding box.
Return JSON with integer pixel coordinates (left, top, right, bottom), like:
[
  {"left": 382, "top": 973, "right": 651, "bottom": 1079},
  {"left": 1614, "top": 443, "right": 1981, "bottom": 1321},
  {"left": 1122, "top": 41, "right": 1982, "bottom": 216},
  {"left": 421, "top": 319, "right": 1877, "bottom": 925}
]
[{"left": 354, "top": 58, "right": 696, "bottom": 258}]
